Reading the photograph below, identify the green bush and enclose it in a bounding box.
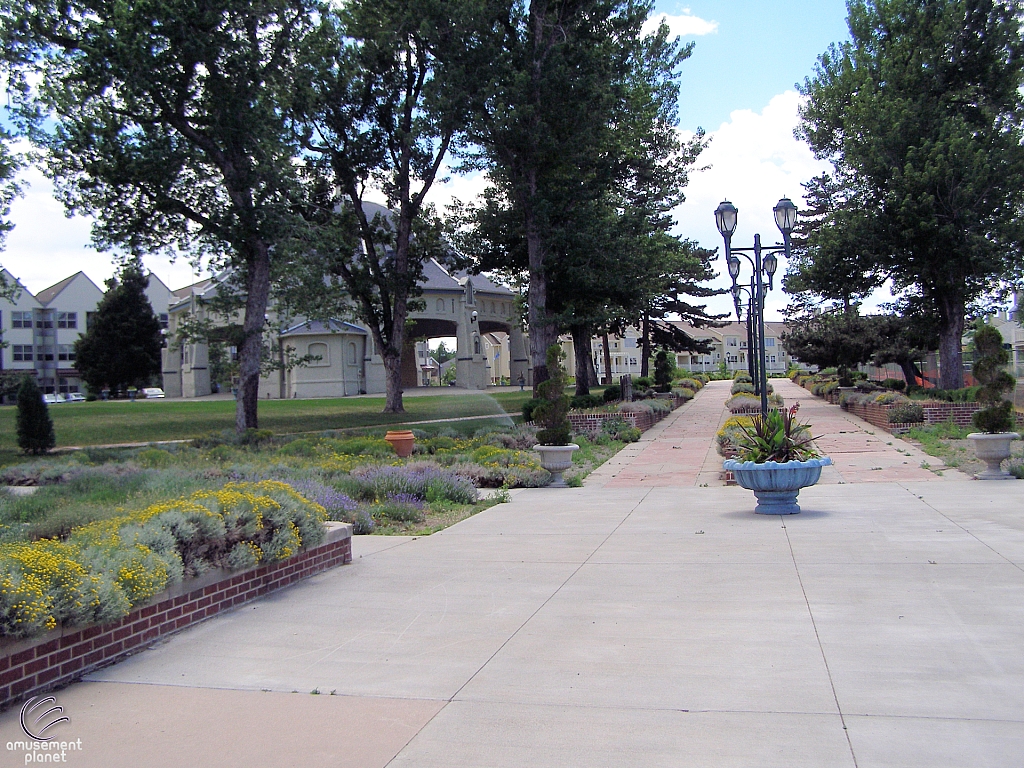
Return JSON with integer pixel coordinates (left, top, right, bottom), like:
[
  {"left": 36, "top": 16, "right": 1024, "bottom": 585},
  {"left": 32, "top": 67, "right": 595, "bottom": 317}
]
[
  {"left": 570, "top": 394, "right": 604, "bottom": 410},
  {"left": 971, "top": 325, "right": 1015, "bottom": 433},
  {"left": 533, "top": 346, "right": 572, "bottom": 445},
  {"left": 16, "top": 377, "right": 55, "bottom": 455},
  {"left": 634, "top": 376, "right": 652, "bottom": 389},
  {"left": 603, "top": 384, "right": 621, "bottom": 402},
  {"left": 888, "top": 403, "right": 924, "bottom": 424},
  {"left": 731, "top": 382, "right": 756, "bottom": 395},
  {"left": 733, "top": 370, "right": 751, "bottom": 381},
  {"left": 881, "top": 378, "right": 906, "bottom": 391},
  {"left": 522, "top": 397, "right": 544, "bottom": 422},
  {"left": 137, "top": 448, "right": 173, "bottom": 468}
]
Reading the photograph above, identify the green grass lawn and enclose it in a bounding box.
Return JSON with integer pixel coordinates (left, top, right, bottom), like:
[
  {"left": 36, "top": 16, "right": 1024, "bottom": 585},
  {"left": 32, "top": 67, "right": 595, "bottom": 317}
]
[{"left": 0, "top": 390, "right": 537, "bottom": 462}]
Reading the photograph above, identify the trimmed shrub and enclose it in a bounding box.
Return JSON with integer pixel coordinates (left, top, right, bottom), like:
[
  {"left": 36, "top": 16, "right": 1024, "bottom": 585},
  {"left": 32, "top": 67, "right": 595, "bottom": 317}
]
[
  {"left": 675, "top": 377, "right": 702, "bottom": 391},
  {"left": 881, "top": 378, "right": 906, "bottom": 391},
  {"left": 888, "top": 403, "right": 924, "bottom": 424},
  {"left": 16, "top": 377, "right": 55, "bottom": 455},
  {"left": 634, "top": 376, "right": 652, "bottom": 389},
  {"left": 570, "top": 394, "right": 604, "bottom": 410},
  {"left": 731, "top": 382, "right": 756, "bottom": 395},
  {"left": 603, "top": 384, "right": 621, "bottom": 402}
]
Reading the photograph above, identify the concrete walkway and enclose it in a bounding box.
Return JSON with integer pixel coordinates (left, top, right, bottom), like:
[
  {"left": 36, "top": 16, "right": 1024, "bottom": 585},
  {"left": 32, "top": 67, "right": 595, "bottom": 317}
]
[{"left": 2, "top": 384, "right": 1021, "bottom": 767}]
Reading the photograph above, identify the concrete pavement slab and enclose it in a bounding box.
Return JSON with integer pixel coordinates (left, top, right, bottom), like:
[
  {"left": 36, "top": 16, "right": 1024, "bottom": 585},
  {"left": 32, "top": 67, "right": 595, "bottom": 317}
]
[
  {"left": 0, "top": 682, "right": 443, "bottom": 768},
  {"left": 386, "top": 702, "right": 856, "bottom": 768}
]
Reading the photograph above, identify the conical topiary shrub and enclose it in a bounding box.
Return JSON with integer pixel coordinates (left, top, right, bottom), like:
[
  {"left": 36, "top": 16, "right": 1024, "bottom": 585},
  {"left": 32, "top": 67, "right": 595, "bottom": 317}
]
[
  {"left": 16, "top": 376, "right": 56, "bottom": 455},
  {"left": 971, "top": 325, "right": 1015, "bottom": 434},
  {"left": 654, "top": 349, "right": 673, "bottom": 393},
  {"left": 533, "top": 345, "right": 572, "bottom": 446}
]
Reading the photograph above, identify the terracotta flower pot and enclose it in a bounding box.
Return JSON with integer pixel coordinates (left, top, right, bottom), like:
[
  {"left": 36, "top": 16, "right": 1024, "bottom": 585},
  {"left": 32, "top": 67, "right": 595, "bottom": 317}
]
[{"left": 384, "top": 430, "right": 415, "bottom": 458}]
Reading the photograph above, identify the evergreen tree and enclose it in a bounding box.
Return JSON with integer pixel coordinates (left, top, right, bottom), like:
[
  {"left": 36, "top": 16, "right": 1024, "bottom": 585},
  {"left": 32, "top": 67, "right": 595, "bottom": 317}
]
[
  {"left": 74, "top": 262, "right": 163, "bottom": 392},
  {"left": 16, "top": 376, "right": 55, "bottom": 455}
]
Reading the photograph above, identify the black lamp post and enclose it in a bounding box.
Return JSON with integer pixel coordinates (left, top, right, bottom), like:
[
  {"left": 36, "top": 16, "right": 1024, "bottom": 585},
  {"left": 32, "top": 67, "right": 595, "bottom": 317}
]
[{"left": 714, "top": 197, "right": 797, "bottom": 415}]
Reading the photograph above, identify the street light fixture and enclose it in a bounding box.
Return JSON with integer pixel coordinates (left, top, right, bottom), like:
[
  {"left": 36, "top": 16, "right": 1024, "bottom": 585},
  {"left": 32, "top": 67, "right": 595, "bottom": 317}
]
[{"left": 714, "top": 197, "right": 798, "bottom": 415}]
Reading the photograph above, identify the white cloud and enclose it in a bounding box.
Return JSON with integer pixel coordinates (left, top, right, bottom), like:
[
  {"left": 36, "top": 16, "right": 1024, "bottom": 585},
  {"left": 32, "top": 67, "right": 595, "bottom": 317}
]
[
  {"left": 672, "top": 91, "right": 833, "bottom": 320},
  {"left": 642, "top": 11, "right": 718, "bottom": 39}
]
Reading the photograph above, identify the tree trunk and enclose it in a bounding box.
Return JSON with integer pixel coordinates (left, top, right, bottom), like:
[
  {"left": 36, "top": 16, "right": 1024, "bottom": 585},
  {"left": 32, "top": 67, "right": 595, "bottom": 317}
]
[
  {"left": 525, "top": 200, "right": 558, "bottom": 392},
  {"left": 382, "top": 351, "right": 404, "bottom": 412},
  {"left": 585, "top": 346, "right": 599, "bottom": 392},
  {"left": 897, "top": 356, "right": 921, "bottom": 388},
  {"left": 937, "top": 296, "right": 966, "bottom": 390},
  {"left": 640, "top": 311, "right": 651, "bottom": 377},
  {"left": 236, "top": 243, "right": 271, "bottom": 433},
  {"left": 570, "top": 324, "right": 591, "bottom": 396}
]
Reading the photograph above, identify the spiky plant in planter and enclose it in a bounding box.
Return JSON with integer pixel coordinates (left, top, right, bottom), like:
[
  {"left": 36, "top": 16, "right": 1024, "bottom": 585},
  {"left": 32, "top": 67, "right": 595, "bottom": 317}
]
[
  {"left": 532, "top": 345, "right": 578, "bottom": 487},
  {"left": 967, "top": 325, "right": 1019, "bottom": 479}
]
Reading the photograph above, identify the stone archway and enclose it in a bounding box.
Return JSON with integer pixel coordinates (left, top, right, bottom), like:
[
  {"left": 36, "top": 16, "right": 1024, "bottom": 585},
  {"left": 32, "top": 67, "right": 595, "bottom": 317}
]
[{"left": 403, "top": 317, "right": 458, "bottom": 388}]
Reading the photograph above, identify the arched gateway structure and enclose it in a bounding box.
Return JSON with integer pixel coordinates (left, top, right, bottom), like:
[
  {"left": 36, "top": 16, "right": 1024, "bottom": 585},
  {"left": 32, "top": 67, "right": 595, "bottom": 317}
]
[{"left": 162, "top": 259, "right": 528, "bottom": 399}]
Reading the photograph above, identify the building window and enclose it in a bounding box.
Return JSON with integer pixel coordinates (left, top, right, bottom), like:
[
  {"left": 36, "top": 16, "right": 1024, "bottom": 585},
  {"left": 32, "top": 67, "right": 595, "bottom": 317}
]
[
  {"left": 39, "top": 377, "right": 55, "bottom": 394},
  {"left": 765, "top": 338, "right": 775, "bottom": 347},
  {"left": 36, "top": 346, "right": 54, "bottom": 362},
  {"left": 57, "top": 312, "right": 77, "bottom": 329},
  {"left": 348, "top": 342, "right": 358, "bottom": 365},
  {"left": 629, "top": 358, "right": 637, "bottom": 366},
  {"left": 11, "top": 311, "right": 30, "bottom": 329},
  {"left": 58, "top": 344, "right": 76, "bottom": 362},
  {"left": 159, "top": 314, "right": 169, "bottom": 330},
  {"left": 308, "top": 342, "right": 329, "bottom": 366},
  {"left": 436, "top": 299, "right": 445, "bottom": 313},
  {"left": 464, "top": 279, "right": 475, "bottom": 306},
  {"left": 727, "top": 337, "right": 738, "bottom": 347},
  {"left": 35, "top": 315, "right": 53, "bottom": 329},
  {"left": 12, "top": 345, "right": 31, "bottom": 362},
  {"left": 86, "top": 312, "right": 97, "bottom": 329},
  {"left": 473, "top": 336, "right": 481, "bottom": 355},
  {"left": 770, "top": 355, "right": 777, "bottom": 364}
]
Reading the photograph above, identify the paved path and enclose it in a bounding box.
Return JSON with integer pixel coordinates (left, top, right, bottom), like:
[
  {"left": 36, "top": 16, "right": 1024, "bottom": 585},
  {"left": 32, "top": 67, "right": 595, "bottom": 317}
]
[
  {"left": 3, "top": 383, "right": 1021, "bottom": 768},
  {"left": 588, "top": 378, "right": 950, "bottom": 488}
]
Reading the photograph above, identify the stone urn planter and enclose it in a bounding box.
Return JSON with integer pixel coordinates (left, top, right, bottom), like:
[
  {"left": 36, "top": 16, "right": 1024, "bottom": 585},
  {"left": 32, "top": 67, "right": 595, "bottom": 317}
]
[
  {"left": 384, "top": 430, "right": 416, "bottom": 458},
  {"left": 967, "top": 432, "right": 1019, "bottom": 480},
  {"left": 721, "top": 457, "right": 833, "bottom": 515},
  {"left": 534, "top": 444, "right": 579, "bottom": 488}
]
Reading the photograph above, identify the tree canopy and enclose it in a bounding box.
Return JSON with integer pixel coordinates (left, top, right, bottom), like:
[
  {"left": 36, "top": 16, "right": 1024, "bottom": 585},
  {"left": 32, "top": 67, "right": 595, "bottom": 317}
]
[
  {"left": 798, "top": 0, "right": 1024, "bottom": 388},
  {"left": 2, "top": 0, "right": 319, "bottom": 431}
]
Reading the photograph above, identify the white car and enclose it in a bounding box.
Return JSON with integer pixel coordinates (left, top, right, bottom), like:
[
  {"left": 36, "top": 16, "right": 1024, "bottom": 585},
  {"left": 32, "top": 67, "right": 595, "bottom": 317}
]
[
  {"left": 141, "top": 387, "right": 165, "bottom": 399},
  {"left": 42, "top": 394, "right": 59, "bottom": 405},
  {"left": 65, "top": 392, "right": 87, "bottom": 403}
]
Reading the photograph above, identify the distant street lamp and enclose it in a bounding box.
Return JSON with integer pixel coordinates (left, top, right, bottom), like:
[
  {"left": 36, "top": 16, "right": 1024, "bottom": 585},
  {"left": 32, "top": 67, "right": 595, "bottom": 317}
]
[{"left": 714, "top": 197, "right": 797, "bottom": 415}]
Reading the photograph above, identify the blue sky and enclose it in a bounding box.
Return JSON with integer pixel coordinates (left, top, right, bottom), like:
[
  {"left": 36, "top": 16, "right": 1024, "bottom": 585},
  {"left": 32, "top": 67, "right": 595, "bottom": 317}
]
[{"left": 3, "top": 2, "right": 855, "bottom": 321}]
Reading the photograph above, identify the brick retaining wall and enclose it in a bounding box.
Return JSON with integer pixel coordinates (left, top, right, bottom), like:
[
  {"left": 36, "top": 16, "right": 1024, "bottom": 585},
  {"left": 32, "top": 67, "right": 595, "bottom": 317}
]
[
  {"left": 841, "top": 399, "right": 1023, "bottom": 433},
  {"left": 0, "top": 522, "right": 352, "bottom": 710}
]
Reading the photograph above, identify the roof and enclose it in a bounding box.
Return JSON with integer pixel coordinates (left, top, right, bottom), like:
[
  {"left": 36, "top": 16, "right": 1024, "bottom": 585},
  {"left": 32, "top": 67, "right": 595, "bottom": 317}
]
[
  {"left": 35, "top": 272, "right": 104, "bottom": 306},
  {"left": 279, "top": 319, "right": 368, "bottom": 337}
]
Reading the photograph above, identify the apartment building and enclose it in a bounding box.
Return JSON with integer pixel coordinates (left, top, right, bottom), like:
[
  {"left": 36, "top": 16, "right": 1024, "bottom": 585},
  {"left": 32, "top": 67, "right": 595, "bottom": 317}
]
[
  {"left": 560, "top": 321, "right": 793, "bottom": 383},
  {"left": 0, "top": 270, "right": 171, "bottom": 394}
]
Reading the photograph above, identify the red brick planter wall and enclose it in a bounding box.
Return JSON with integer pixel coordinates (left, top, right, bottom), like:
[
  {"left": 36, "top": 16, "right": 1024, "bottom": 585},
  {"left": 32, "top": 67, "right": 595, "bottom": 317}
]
[
  {"left": 841, "top": 399, "right": 1024, "bottom": 433},
  {"left": 0, "top": 522, "right": 352, "bottom": 710}
]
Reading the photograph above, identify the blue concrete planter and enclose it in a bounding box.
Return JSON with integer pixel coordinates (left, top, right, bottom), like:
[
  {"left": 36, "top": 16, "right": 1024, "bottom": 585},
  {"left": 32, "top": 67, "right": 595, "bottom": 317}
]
[{"left": 722, "top": 457, "right": 832, "bottom": 515}]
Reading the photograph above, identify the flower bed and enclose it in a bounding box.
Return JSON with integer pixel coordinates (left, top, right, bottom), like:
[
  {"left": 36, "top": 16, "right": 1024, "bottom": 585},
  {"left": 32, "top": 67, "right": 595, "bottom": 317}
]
[{"left": 0, "top": 521, "right": 351, "bottom": 710}]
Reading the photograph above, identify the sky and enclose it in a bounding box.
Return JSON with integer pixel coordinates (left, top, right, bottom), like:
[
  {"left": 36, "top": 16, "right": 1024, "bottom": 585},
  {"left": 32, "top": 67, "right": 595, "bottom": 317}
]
[{"left": 1, "top": 1, "right": 854, "bottom": 320}]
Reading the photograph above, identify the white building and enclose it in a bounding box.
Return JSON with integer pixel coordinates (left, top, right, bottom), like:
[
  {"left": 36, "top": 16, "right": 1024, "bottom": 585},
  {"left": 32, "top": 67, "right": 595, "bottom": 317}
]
[{"left": 0, "top": 270, "right": 171, "bottom": 395}]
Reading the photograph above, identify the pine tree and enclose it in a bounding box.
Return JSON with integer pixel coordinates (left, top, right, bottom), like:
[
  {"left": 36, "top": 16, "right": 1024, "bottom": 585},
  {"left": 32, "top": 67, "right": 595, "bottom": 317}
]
[
  {"left": 74, "top": 261, "right": 163, "bottom": 393},
  {"left": 16, "top": 376, "right": 55, "bottom": 454}
]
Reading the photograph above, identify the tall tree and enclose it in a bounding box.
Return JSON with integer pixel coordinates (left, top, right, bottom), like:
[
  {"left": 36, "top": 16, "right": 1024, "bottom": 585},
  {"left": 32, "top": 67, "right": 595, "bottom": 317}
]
[
  {"left": 74, "top": 261, "right": 163, "bottom": 392},
  {"left": 288, "top": 0, "right": 471, "bottom": 413},
  {"left": 16, "top": 375, "right": 54, "bottom": 455},
  {"left": 2, "top": 0, "right": 317, "bottom": 432},
  {"left": 462, "top": 0, "right": 686, "bottom": 388},
  {"left": 798, "top": 0, "right": 1024, "bottom": 389}
]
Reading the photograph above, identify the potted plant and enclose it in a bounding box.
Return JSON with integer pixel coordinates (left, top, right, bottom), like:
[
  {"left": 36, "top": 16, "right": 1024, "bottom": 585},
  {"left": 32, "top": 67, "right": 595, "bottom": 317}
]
[
  {"left": 967, "top": 325, "right": 1019, "bottom": 480},
  {"left": 722, "top": 404, "right": 831, "bottom": 514},
  {"left": 532, "top": 344, "right": 578, "bottom": 487}
]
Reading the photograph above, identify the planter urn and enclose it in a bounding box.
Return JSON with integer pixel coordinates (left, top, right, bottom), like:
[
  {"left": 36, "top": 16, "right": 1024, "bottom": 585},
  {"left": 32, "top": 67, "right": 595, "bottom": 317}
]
[
  {"left": 967, "top": 432, "right": 1019, "bottom": 480},
  {"left": 384, "top": 430, "right": 416, "bottom": 458},
  {"left": 721, "top": 457, "right": 833, "bottom": 515},
  {"left": 534, "top": 443, "right": 579, "bottom": 488}
]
